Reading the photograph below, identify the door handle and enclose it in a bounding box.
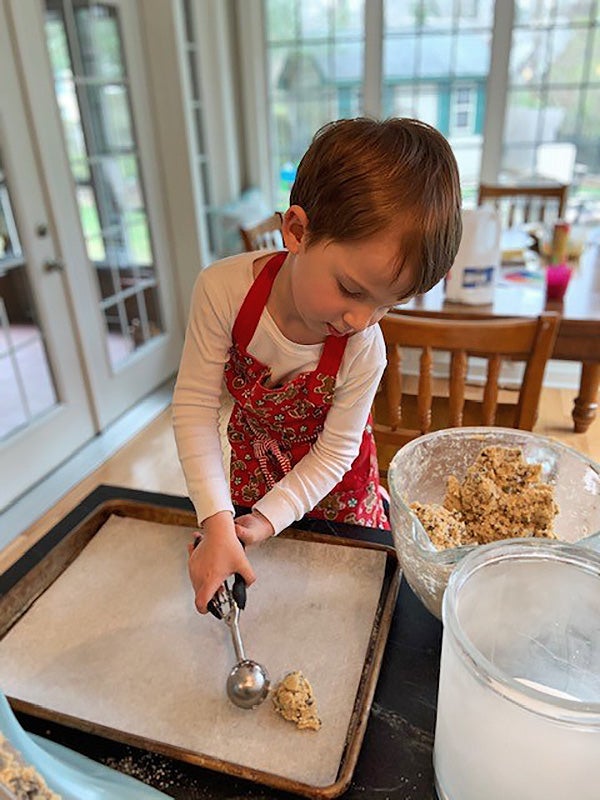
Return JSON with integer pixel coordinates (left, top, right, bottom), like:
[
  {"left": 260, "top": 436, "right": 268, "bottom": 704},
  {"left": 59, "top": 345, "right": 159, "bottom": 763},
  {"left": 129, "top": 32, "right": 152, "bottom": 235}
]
[{"left": 43, "top": 258, "right": 65, "bottom": 273}]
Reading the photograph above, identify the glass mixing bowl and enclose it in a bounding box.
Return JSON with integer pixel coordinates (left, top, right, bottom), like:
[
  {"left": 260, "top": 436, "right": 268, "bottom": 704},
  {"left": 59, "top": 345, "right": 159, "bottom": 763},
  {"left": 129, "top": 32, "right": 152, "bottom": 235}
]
[{"left": 388, "top": 427, "right": 600, "bottom": 619}]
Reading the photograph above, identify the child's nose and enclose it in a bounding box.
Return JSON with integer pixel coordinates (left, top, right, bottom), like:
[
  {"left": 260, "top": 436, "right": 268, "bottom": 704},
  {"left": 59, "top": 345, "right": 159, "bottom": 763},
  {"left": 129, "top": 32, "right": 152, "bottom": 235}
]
[{"left": 343, "top": 305, "right": 376, "bottom": 333}]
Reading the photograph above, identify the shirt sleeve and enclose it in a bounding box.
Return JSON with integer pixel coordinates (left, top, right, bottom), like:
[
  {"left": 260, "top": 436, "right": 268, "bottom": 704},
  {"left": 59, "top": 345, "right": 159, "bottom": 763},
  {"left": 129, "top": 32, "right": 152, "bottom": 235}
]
[
  {"left": 253, "top": 328, "right": 386, "bottom": 533},
  {"left": 172, "top": 264, "right": 238, "bottom": 526}
]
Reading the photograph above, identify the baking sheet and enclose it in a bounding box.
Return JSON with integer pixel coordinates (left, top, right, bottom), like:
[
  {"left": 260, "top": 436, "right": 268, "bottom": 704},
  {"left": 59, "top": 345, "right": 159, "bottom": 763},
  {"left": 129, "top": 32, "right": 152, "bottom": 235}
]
[{"left": 0, "top": 514, "right": 388, "bottom": 790}]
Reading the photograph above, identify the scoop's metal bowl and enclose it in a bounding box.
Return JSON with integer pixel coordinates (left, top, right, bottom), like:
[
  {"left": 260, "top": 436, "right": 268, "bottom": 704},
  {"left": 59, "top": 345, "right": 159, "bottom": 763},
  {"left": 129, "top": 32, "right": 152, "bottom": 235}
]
[{"left": 227, "top": 659, "right": 270, "bottom": 710}]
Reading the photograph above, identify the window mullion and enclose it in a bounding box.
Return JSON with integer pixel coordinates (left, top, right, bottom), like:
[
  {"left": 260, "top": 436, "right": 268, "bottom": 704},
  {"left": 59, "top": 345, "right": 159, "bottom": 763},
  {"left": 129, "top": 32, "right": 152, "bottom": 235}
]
[
  {"left": 237, "top": 0, "right": 271, "bottom": 205},
  {"left": 480, "top": 0, "right": 515, "bottom": 182},
  {"left": 363, "top": 0, "right": 384, "bottom": 118},
  {"left": 193, "top": 0, "right": 241, "bottom": 208}
]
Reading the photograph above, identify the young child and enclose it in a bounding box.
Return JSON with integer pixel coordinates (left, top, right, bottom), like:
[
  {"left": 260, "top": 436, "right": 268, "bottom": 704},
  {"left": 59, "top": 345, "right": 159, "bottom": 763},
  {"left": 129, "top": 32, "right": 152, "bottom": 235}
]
[{"left": 173, "top": 117, "right": 462, "bottom": 613}]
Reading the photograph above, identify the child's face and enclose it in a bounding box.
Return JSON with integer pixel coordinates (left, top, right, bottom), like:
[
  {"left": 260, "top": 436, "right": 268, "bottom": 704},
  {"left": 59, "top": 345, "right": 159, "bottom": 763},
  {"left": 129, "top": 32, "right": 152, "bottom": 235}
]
[{"left": 287, "top": 225, "right": 415, "bottom": 340}]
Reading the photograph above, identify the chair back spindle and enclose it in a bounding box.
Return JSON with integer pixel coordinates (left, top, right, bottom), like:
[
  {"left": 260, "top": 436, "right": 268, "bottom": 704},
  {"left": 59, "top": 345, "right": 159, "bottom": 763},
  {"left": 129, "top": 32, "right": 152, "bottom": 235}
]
[{"left": 239, "top": 213, "right": 283, "bottom": 252}]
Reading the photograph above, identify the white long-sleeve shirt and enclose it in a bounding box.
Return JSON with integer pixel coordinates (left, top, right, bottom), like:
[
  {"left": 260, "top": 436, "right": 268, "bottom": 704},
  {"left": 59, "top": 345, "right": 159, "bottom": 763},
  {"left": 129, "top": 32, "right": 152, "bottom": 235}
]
[{"left": 172, "top": 250, "right": 386, "bottom": 534}]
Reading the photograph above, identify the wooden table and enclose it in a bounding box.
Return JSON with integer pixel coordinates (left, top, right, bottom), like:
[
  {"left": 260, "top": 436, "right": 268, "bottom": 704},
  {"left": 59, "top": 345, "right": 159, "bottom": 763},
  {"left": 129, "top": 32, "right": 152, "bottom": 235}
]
[{"left": 400, "top": 246, "right": 600, "bottom": 433}]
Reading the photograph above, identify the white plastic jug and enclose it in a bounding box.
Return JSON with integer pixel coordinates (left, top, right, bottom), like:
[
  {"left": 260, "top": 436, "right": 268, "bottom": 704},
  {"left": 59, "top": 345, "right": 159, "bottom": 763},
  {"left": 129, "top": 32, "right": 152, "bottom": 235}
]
[{"left": 445, "top": 206, "right": 501, "bottom": 304}]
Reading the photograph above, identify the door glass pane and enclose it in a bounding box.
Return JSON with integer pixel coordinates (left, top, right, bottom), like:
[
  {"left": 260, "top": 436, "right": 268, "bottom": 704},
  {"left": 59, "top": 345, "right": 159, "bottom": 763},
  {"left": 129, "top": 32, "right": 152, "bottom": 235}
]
[
  {"left": 383, "top": 0, "right": 495, "bottom": 205},
  {"left": 44, "top": 0, "right": 163, "bottom": 370},
  {"left": 0, "top": 155, "right": 58, "bottom": 440},
  {"left": 74, "top": 4, "right": 124, "bottom": 80},
  {"left": 265, "top": 0, "right": 366, "bottom": 209},
  {"left": 503, "top": 1, "right": 599, "bottom": 215},
  {"left": 87, "top": 84, "right": 134, "bottom": 151}
]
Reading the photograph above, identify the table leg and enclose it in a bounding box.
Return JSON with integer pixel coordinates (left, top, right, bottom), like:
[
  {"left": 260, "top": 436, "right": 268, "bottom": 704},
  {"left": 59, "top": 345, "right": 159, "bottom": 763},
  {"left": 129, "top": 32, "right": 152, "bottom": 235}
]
[{"left": 573, "top": 362, "right": 600, "bottom": 433}]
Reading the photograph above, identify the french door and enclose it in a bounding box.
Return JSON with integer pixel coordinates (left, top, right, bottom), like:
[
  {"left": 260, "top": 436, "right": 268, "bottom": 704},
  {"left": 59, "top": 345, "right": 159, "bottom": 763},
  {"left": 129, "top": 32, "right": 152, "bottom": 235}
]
[
  {"left": 0, "top": 4, "right": 95, "bottom": 510},
  {"left": 1, "top": 0, "right": 183, "bottom": 510}
]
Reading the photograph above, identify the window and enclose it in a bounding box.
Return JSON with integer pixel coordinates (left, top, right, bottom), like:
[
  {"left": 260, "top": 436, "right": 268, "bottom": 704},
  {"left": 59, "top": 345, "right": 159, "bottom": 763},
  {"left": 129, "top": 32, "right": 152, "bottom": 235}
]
[
  {"left": 264, "top": 0, "right": 365, "bottom": 209},
  {"left": 256, "top": 1, "right": 599, "bottom": 219},
  {"left": 382, "top": 1, "right": 493, "bottom": 198},
  {"left": 451, "top": 85, "right": 477, "bottom": 134},
  {"left": 503, "top": 0, "right": 599, "bottom": 214},
  {"left": 262, "top": 0, "right": 492, "bottom": 205}
]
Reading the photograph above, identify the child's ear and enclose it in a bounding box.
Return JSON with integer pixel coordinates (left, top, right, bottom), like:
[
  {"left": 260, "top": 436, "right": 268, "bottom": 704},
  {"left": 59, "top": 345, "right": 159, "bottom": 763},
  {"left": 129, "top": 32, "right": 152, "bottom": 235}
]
[{"left": 282, "top": 205, "right": 309, "bottom": 253}]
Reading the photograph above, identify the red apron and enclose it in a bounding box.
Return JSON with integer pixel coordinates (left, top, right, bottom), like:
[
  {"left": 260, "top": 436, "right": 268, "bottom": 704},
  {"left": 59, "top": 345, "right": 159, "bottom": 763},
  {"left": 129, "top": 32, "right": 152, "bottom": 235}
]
[{"left": 224, "top": 252, "right": 389, "bottom": 529}]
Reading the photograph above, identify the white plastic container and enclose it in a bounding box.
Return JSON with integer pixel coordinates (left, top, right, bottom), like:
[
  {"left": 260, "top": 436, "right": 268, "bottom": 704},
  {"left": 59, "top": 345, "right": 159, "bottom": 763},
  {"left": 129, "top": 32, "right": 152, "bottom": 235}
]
[
  {"left": 434, "top": 540, "right": 600, "bottom": 800},
  {"left": 445, "top": 206, "right": 501, "bottom": 304}
]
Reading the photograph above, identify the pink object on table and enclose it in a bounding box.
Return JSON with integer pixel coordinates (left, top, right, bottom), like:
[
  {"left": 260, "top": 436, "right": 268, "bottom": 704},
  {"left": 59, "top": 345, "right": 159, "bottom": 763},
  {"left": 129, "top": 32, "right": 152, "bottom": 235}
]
[{"left": 545, "top": 263, "right": 572, "bottom": 301}]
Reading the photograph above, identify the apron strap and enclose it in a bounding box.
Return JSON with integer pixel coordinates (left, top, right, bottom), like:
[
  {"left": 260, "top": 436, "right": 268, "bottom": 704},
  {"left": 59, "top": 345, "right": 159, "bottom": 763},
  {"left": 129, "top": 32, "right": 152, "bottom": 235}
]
[
  {"left": 232, "top": 252, "right": 287, "bottom": 350},
  {"left": 315, "top": 333, "right": 348, "bottom": 377}
]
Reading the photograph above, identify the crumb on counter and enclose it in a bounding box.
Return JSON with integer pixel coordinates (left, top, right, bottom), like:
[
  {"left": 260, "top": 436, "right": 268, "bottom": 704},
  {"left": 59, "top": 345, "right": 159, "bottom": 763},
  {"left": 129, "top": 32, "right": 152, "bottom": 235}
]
[
  {"left": 411, "top": 446, "right": 559, "bottom": 550},
  {"left": 272, "top": 671, "right": 321, "bottom": 731}
]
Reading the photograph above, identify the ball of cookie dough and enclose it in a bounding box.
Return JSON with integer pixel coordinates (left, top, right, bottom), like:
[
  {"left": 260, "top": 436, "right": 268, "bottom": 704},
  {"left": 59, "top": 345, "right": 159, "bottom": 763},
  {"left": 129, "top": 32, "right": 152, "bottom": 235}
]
[{"left": 272, "top": 671, "right": 321, "bottom": 731}]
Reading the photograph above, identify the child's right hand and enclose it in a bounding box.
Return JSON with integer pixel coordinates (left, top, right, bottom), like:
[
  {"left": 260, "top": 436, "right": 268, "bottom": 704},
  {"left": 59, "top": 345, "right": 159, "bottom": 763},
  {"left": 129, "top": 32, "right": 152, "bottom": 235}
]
[{"left": 188, "top": 511, "right": 256, "bottom": 614}]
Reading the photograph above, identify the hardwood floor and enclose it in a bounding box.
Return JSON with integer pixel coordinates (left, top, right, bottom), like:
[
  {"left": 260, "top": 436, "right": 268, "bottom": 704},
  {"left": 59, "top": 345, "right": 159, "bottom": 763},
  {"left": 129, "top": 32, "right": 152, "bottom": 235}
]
[
  {"left": 0, "top": 409, "right": 186, "bottom": 572},
  {"left": 0, "top": 387, "right": 598, "bottom": 573}
]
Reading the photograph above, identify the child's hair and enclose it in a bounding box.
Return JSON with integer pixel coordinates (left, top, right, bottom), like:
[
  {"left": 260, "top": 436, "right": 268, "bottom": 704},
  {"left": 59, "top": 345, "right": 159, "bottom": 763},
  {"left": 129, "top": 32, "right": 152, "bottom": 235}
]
[{"left": 289, "top": 117, "right": 462, "bottom": 295}]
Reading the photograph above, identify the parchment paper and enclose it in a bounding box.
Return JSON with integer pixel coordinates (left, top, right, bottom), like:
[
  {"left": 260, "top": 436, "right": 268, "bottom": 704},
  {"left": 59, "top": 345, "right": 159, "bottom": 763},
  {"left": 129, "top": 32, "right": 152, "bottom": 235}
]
[{"left": 0, "top": 515, "right": 387, "bottom": 788}]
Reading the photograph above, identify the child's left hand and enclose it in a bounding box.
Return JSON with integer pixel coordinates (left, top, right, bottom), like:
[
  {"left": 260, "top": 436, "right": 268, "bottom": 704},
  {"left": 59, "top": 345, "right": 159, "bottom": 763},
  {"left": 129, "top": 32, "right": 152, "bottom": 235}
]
[{"left": 235, "top": 509, "right": 275, "bottom": 545}]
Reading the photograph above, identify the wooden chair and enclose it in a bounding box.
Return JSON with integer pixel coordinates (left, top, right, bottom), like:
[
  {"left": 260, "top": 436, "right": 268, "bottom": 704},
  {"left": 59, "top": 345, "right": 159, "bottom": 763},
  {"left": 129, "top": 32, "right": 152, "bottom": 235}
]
[
  {"left": 239, "top": 213, "right": 283, "bottom": 251},
  {"left": 373, "top": 312, "right": 560, "bottom": 481},
  {"left": 477, "top": 183, "right": 568, "bottom": 228}
]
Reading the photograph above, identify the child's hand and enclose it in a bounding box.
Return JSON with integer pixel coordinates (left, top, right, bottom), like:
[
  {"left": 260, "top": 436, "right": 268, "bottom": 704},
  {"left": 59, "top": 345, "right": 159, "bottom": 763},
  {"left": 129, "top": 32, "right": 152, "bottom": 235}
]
[
  {"left": 235, "top": 509, "right": 275, "bottom": 545},
  {"left": 188, "top": 511, "right": 255, "bottom": 614}
]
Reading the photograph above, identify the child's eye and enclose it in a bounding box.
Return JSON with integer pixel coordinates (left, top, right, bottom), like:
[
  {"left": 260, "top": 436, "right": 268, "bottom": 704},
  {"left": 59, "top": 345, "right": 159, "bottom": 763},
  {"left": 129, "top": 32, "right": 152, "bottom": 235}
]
[{"left": 338, "top": 280, "right": 363, "bottom": 299}]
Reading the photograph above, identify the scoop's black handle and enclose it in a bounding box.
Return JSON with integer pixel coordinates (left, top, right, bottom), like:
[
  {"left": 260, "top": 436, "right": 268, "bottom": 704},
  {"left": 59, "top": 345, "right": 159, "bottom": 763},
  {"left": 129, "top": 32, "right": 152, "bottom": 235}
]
[
  {"left": 231, "top": 571, "right": 247, "bottom": 610},
  {"left": 191, "top": 535, "right": 247, "bottom": 617}
]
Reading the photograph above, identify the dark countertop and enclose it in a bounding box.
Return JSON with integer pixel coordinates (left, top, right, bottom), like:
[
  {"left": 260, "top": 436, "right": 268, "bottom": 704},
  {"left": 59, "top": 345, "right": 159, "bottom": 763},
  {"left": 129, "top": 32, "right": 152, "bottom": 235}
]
[{"left": 11, "top": 486, "right": 442, "bottom": 800}]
